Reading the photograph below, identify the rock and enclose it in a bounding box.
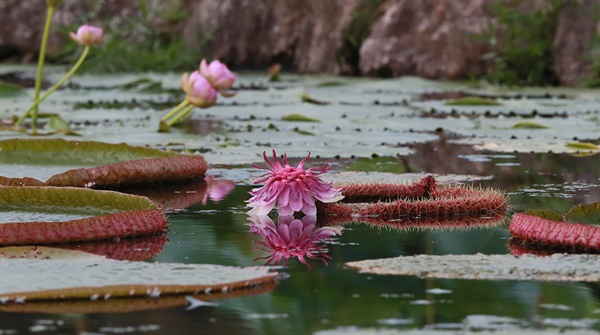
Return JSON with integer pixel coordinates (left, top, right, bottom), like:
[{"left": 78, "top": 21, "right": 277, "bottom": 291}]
[
  {"left": 0, "top": 0, "right": 596, "bottom": 86},
  {"left": 553, "top": 0, "right": 599, "bottom": 86},
  {"left": 180, "top": 0, "right": 359, "bottom": 73},
  {"left": 358, "top": 0, "right": 492, "bottom": 80}
]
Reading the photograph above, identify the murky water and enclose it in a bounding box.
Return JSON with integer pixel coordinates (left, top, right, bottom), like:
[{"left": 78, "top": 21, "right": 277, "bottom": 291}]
[{"left": 1, "top": 140, "right": 599, "bottom": 335}]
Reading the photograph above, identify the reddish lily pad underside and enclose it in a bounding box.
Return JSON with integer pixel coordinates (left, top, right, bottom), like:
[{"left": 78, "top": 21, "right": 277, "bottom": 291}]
[
  {"left": 509, "top": 212, "right": 600, "bottom": 252},
  {"left": 0, "top": 247, "right": 279, "bottom": 303},
  {"left": 0, "top": 138, "right": 208, "bottom": 188},
  {"left": 0, "top": 186, "right": 167, "bottom": 245}
]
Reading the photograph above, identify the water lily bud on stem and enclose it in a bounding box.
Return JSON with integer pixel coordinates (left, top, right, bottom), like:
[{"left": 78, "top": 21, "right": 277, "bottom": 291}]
[{"left": 69, "top": 25, "right": 105, "bottom": 46}]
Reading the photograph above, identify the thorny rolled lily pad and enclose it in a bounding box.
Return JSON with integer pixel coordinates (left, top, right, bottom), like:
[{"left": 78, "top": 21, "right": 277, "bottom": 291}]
[
  {"left": 346, "top": 253, "right": 600, "bottom": 282},
  {"left": 0, "top": 186, "right": 167, "bottom": 245},
  {"left": 45, "top": 155, "right": 208, "bottom": 188},
  {"left": 0, "top": 246, "right": 279, "bottom": 303},
  {"left": 0, "top": 138, "right": 208, "bottom": 187}
]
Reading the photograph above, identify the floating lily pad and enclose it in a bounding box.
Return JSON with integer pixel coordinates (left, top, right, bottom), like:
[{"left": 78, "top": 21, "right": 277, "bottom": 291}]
[
  {"left": 0, "top": 138, "right": 207, "bottom": 187},
  {"left": 0, "top": 284, "right": 277, "bottom": 314},
  {"left": 281, "top": 113, "right": 320, "bottom": 122},
  {"left": 565, "top": 142, "right": 600, "bottom": 150},
  {"left": 509, "top": 213, "right": 599, "bottom": 251},
  {"left": 511, "top": 121, "right": 549, "bottom": 129},
  {"left": 444, "top": 96, "right": 501, "bottom": 106},
  {"left": 301, "top": 93, "right": 330, "bottom": 105},
  {"left": 524, "top": 209, "right": 563, "bottom": 222},
  {"left": 0, "top": 246, "right": 279, "bottom": 303},
  {"left": 565, "top": 202, "right": 600, "bottom": 226},
  {"left": 0, "top": 138, "right": 180, "bottom": 166},
  {"left": 0, "top": 186, "right": 167, "bottom": 245},
  {"left": 45, "top": 155, "right": 208, "bottom": 188},
  {"left": 346, "top": 253, "right": 600, "bottom": 282},
  {"left": 0, "top": 81, "right": 26, "bottom": 98}
]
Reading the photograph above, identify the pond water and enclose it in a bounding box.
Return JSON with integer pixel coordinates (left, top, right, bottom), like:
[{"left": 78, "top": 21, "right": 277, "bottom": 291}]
[{"left": 1, "top": 139, "right": 598, "bottom": 335}]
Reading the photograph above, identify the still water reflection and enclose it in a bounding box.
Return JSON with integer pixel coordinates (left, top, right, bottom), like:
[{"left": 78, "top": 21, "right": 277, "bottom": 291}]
[{"left": 1, "top": 142, "right": 598, "bottom": 335}]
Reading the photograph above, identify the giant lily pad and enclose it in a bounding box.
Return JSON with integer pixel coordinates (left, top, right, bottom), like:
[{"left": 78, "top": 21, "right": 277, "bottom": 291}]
[
  {"left": 0, "top": 138, "right": 207, "bottom": 187},
  {"left": 346, "top": 253, "right": 600, "bottom": 282},
  {"left": 0, "top": 285, "right": 277, "bottom": 314},
  {"left": 0, "top": 246, "right": 279, "bottom": 303},
  {"left": 0, "top": 186, "right": 167, "bottom": 245}
]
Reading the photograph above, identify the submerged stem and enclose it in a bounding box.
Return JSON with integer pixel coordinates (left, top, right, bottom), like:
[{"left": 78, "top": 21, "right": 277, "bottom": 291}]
[{"left": 16, "top": 45, "right": 91, "bottom": 128}]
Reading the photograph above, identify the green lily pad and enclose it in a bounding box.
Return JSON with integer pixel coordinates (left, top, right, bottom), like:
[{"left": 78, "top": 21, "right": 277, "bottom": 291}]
[
  {"left": 511, "top": 121, "right": 549, "bottom": 129},
  {"left": 524, "top": 209, "right": 563, "bottom": 222},
  {"left": 0, "top": 81, "right": 26, "bottom": 98},
  {"left": 444, "top": 96, "right": 501, "bottom": 106},
  {"left": 301, "top": 93, "right": 330, "bottom": 105},
  {"left": 0, "top": 246, "right": 279, "bottom": 303},
  {"left": 0, "top": 138, "right": 180, "bottom": 166},
  {"left": 565, "top": 142, "right": 600, "bottom": 150},
  {"left": 565, "top": 202, "right": 600, "bottom": 226},
  {"left": 281, "top": 113, "right": 320, "bottom": 122},
  {"left": 0, "top": 138, "right": 207, "bottom": 186},
  {"left": 0, "top": 186, "right": 167, "bottom": 245}
]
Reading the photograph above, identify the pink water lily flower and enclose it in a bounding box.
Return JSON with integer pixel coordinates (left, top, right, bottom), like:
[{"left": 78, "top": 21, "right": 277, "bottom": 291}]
[
  {"left": 69, "top": 25, "right": 105, "bottom": 46},
  {"left": 181, "top": 71, "right": 218, "bottom": 108},
  {"left": 200, "top": 59, "right": 236, "bottom": 96},
  {"left": 247, "top": 150, "right": 344, "bottom": 216},
  {"left": 248, "top": 215, "right": 343, "bottom": 269}
]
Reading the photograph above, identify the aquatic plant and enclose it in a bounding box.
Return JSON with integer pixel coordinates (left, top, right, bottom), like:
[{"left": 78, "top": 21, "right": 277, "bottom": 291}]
[
  {"left": 15, "top": 24, "right": 105, "bottom": 132},
  {"left": 0, "top": 186, "right": 168, "bottom": 246},
  {"left": 318, "top": 176, "right": 508, "bottom": 225},
  {"left": 0, "top": 246, "right": 279, "bottom": 303},
  {"left": 31, "top": 0, "right": 63, "bottom": 132},
  {"left": 248, "top": 215, "right": 343, "bottom": 269},
  {"left": 510, "top": 206, "right": 600, "bottom": 252},
  {"left": 247, "top": 150, "right": 344, "bottom": 216},
  {"left": 160, "top": 59, "right": 236, "bottom": 128}
]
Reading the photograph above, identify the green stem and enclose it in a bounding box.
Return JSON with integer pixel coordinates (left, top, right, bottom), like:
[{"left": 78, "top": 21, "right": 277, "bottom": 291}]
[
  {"left": 32, "top": 5, "right": 56, "bottom": 132},
  {"left": 167, "top": 104, "right": 195, "bottom": 126},
  {"left": 160, "top": 98, "right": 189, "bottom": 123},
  {"left": 16, "top": 45, "right": 90, "bottom": 128}
]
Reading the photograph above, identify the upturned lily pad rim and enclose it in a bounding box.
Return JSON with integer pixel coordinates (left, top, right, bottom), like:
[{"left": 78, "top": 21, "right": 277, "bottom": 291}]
[
  {"left": 0, "top": 186, "right": 167, "bottom": 245},
  {"left": 0, "top": 247, "right": 280, "bottom": 303}
]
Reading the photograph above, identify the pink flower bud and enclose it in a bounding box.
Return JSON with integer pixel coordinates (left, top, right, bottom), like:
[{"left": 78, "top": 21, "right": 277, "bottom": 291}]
[
  {"left": 181, "top": 71, "right": 218, "bottom": 108},
  {"left": 199, "top": 59, "right": 236, "bottom": 91},
  {"left": 69, "top": 25, "right": 105, "bottom": 46}
]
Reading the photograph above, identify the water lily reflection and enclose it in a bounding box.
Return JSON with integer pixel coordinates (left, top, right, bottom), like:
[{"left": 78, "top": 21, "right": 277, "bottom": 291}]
[
  {"left": 202, "top": 176, "right": 236, "bottom": 204},
  {"left": 248, "top": 215, "right": 343, "bottom": 269}
]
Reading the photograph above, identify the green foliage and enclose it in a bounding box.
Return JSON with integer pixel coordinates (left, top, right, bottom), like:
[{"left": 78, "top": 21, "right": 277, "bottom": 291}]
[
  {"left": 49, "top": 0, "right": 211, "bottom": 73},
  {"left": 444, "top": 96, "right": 502, "bottom": 106},
  {"left": 339, "top": 0, "right": 385, "bottom": 75},
  {"left": 584, "top": 34, "right": 600, "bottom": 87},
  {"left": 477, "top": 0, "right": 564, "bottom": 86}
]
